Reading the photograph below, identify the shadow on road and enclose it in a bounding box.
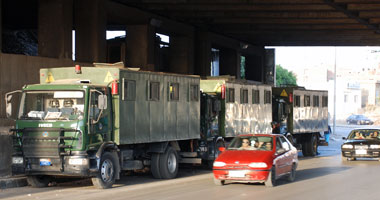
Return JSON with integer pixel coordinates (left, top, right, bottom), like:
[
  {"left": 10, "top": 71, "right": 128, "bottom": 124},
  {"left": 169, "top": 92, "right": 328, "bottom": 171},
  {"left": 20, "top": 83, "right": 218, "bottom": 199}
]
[
  {"left": 293, "top": 166, "right": 350, "bottom": 183},
  {"left": 51, "top": 164, "right": 212, "bottom": 189}
]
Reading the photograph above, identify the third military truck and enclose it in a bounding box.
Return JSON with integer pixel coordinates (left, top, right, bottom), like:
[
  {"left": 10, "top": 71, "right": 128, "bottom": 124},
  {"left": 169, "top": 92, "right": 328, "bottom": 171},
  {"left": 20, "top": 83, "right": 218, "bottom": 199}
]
[{"left": 272, "top": 87, "right": 329, "bottom": 156}]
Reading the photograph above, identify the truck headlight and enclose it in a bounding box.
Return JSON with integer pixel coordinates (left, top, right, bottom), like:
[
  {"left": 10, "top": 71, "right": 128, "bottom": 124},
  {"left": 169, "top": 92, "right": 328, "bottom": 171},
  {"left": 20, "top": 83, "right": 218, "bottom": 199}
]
[
  {"left": 370, "top": 145, "right": 380, "bottom": 149},
  {"left": 12, "top": 157, "right": 24, "bottom": 164},
  {"left": 68, "top": 158, "right": 88, "bottom": 165},
  {"left": 342, "top": 144, "right": 353, "bottom": 149}
]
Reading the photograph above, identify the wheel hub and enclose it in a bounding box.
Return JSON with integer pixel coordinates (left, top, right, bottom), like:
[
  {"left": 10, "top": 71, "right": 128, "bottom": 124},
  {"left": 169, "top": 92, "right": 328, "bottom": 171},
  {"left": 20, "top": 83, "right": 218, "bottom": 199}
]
[
  {"left": 167, "top": 153, "right": 177, "bottom": 173},
  {"left": 101, "top": 159, "right": 114, "bottom": 182}
]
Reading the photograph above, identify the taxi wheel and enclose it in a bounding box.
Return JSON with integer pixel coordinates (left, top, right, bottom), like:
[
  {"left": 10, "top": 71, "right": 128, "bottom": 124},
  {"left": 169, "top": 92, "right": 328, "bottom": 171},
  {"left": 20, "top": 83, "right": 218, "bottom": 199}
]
[
  {"left": 213, "top": 177, "right": 225, "bottom": 186},
  {"left": 347, "top": 157, "right": 356, "bottom": 161},
  {"left": 287, "top": 163, "right": 296, "bottom": 182},
  {"left": 264, "top": 166, "right": 277, "bottom": 187},
  {"left": 27, "top": 175, "right": 50, "bottom": 188}
]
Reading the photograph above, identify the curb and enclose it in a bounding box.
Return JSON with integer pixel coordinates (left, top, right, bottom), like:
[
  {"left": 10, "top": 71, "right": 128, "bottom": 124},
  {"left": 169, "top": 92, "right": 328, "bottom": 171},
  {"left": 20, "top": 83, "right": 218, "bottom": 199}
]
[{"left": 0, "top": 176, "right": 28, "bottom": 190}]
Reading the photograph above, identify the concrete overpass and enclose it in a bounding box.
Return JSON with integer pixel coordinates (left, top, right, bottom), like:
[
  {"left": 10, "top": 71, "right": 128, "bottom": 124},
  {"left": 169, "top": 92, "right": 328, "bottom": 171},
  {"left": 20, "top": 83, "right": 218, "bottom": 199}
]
[{"left": 1, "top": 0, "right": 380, "bottom": 126}]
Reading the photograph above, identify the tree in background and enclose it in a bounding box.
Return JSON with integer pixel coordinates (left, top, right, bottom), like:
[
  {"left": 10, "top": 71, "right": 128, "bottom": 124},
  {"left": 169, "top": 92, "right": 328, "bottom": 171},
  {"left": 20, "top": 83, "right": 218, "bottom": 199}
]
[{"left": 276, "top": 65, "right": 297, "bottom": 86}]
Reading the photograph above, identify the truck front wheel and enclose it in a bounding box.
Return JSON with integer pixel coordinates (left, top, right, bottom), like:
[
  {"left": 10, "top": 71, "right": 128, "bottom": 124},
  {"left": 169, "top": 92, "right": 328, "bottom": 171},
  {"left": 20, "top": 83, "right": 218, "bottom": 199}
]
[
  {"left": 27, "top": 175, "right": 50, "bottom": 188},
  {"left": 92, "top": 152, "right": 117, "bottom": 189},
  {"left": 159, "top": 146, "right": 179, "bottom": 179}
]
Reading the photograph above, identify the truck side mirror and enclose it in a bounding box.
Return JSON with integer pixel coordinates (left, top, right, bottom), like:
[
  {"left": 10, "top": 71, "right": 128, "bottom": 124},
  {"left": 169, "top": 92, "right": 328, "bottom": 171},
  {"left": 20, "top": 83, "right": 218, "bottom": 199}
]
[
  {"left": 6, "top": 95, "right": 12, "bottom": 118},
  {"left": 5, "top": 90, "right": 21, "bottom": 120},
  {"left": 98, "top": 95, "right": 107, "bottom": 110}
]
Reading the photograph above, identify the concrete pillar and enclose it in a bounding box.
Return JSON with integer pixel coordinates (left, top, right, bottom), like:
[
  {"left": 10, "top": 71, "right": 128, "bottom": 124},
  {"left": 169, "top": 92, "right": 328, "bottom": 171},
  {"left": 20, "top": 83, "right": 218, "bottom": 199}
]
[
  {"left": 194, "top": 31, "right": 211, "bottom": 76},
  {"left": 38, "top": 0, "right": 72, "bottom": 59},
  {"left": 264, "top": 49, "right": 275, "bottom": 86},
  {"left": 0, "top": 135, "right": 12, "bottom": 177},
  {"left": 219, "top": 48, "right": 241, "bottom": 79},
  {"left": 74, "top": 0, "right": 106, "bottom": 63},
  {"left": 126, "top": 25, "right": 155, "bottom": 71},
  {"left": 245, "top": 55, "right": 264, "bottom": 82},
  {"left": 169, "top": 35, "right": 194, "bottom": 74}
]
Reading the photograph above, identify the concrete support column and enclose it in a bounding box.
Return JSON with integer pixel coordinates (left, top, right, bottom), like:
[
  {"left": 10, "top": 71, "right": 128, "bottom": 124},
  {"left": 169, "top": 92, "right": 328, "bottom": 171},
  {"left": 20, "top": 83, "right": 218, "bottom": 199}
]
[
  {"left": 219, "top": 48, "right": 241, "bottom": 79},
  {"left": 74, "top": 0, "right": 106, "bottom": 63},
  {"left": 194, "top": 31, "right": 211, "bottom": 76},
  {"left": 126, "top": 25, "right": 155, "bottom": 71},
  {"left": 38, "top": 0, "right": 73, "bottom": 59},
  {"left": 264, "top": 49, "right": 275, "bottom": 86},
  {"left": 245, "top": 55, "right": 264, "bottom": 82},
  {"left": 169, "top": 35, "right": 194, "bottom": 74}
]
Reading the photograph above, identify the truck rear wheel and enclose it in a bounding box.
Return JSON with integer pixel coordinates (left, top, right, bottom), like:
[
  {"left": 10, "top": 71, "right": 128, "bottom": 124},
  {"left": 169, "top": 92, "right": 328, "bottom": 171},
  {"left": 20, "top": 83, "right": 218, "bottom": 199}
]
[
  {"left": 151, "top": 153, "right": 162, "bottom": 179},
  {"left": 302, "top": 134, "right": 318, "bottom": 157},
  {"left": 27, "top": 175, "right": 50, "bottom": 188},
  {"left": 159, "top": 146, "right": 179, "bottom": 179},
  {"left": 92, "top": 152, "right": 117, "bottom": 189}
]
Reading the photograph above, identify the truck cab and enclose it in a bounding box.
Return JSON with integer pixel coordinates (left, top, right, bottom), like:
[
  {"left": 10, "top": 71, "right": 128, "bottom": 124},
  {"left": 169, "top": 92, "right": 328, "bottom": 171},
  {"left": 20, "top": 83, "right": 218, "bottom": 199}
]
[{"left": 6, "top": 83, "right": 116, "bottom": 188}]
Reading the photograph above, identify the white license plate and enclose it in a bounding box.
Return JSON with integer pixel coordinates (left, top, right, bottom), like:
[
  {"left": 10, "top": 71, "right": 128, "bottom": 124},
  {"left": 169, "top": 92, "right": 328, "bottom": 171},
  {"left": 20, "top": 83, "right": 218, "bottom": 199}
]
[
  {"left": 229, "top": 171, "right": 245, "bottom": 178},
  {"left": 356, "top": 150, "right": 367, "bottom": 155}
]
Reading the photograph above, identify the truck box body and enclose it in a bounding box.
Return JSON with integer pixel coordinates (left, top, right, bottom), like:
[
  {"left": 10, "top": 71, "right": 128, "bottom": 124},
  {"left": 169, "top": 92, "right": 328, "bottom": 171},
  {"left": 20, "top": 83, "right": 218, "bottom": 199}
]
[
  {"left": 200, "top": 78, "right": 272, "bottom": 138},
  {"left": 40, "top": 67, "right": 200, "bottom": 145},
  {"left": 272, "top": 87, "right": 328, "bottom": 134}
]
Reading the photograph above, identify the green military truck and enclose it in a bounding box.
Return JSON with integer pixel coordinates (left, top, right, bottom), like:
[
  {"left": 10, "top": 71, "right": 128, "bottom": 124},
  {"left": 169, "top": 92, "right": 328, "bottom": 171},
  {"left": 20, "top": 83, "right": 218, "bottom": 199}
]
[
  {"left": 5, "top": 66, "right": 274, "bottom": 189},
  {"left": 272, "top": 87, "right": 329, "bottom": 156},
  {"left": 6, "top": 66, "right": 202, "bottom": 188}
]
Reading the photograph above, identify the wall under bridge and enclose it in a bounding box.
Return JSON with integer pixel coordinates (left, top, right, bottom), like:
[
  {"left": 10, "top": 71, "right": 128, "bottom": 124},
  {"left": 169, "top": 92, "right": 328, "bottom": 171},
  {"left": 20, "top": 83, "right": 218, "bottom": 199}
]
[{"left": 0, "top": 53, "right": 88, "bottom": 126}]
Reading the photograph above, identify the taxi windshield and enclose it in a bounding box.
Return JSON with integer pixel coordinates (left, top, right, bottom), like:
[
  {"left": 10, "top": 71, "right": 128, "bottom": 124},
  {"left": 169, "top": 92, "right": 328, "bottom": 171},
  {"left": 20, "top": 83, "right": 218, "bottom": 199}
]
[
  {"left": 18, "top": 91, "right": 85, "bottom": 121},
  {"left": 348, "top": 130, "right": 380, "bottom": 140},
  {"left": 228, "top": 136, "right": 273, "bottom": 151}
]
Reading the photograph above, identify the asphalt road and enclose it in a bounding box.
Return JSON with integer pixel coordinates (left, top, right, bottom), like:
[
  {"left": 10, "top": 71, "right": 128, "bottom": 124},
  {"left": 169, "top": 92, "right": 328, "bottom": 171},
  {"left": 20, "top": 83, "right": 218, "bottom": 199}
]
[{"left": 1, "top": 124, "right": 380, "bottom": 200}]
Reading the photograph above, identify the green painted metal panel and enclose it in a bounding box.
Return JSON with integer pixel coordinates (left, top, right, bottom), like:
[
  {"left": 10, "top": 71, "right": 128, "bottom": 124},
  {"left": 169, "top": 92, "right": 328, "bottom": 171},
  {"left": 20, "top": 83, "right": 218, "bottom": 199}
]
[
  {"left": 34, "top": 67, "right": 200, "bottom": 145},
  {"left": 40, "top": 67, "right": 120, "bottom": 85}
]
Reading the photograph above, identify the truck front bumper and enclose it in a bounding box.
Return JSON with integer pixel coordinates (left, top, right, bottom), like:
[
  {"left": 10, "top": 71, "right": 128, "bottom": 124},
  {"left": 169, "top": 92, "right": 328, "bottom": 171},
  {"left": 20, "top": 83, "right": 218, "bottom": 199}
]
[{"left": 14, "top": 156, "right": 96, "bottom": 177}]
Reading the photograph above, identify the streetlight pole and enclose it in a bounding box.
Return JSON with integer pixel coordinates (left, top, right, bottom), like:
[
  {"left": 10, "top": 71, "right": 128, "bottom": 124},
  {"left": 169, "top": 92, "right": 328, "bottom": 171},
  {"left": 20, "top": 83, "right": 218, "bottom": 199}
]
[{"left": 333, "top": 47, "right": 337, "bottom": 136}]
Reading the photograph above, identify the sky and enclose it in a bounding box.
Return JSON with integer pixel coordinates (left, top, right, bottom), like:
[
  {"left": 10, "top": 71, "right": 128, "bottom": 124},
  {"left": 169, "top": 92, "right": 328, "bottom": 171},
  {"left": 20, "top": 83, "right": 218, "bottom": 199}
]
[{"left": 270, "top": 46, "right": 380, "bottom": 72}]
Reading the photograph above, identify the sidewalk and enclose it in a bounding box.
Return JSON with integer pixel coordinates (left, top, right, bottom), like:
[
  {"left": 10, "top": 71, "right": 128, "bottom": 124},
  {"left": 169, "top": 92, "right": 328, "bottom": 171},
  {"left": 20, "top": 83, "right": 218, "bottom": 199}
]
[
  {"left": 0, "top": 126, "right": 28, "bottom": 190},
  {"left": 0, "top": 175, "right": 27, "bottom": 190}
]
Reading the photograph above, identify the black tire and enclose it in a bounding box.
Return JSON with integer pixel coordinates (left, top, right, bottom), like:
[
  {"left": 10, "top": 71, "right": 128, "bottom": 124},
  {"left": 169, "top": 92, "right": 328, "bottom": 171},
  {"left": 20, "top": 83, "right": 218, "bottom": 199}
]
[
  {"left": 151, "top": 153, "right": 162, "bottom": 179},
  {"left": 302, "top": 134, "right": 318, "bottom": 157},
  {"left": 159, "top": 146, "right": 179, "bottom": 179},
  {"left": 302, "top": 141, "right": 309, "bottom": 156},
  {"left": 27, "top": 175, "right": 50, "bottom": 188},
  {"left": 287, "top": 163, "right": 296, "bottom": 182},
  {"left": 309, "top": 134, "right": 318, "bottom": 156},
  {"left": 92, "top": 152, "right": 118, "bottom": 189},
  {"left": 213, "top": 177, "right": 225, "bottom": 186},
  {"left": 264, "top": 166, "right": 277, "bottom": 187}
]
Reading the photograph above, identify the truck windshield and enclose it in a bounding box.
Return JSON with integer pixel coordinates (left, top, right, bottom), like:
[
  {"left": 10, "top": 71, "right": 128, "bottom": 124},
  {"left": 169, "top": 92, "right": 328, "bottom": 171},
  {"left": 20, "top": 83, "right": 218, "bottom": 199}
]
[{"left": 19, "top": 91, "right": 85, "bottom": 120}]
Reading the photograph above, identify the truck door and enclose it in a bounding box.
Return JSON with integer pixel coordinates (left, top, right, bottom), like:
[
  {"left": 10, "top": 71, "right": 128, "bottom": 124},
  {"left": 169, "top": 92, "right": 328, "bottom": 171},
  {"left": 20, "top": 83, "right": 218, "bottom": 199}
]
[{"left": 89, "top": 87, "right": 112, "bottom": 144}]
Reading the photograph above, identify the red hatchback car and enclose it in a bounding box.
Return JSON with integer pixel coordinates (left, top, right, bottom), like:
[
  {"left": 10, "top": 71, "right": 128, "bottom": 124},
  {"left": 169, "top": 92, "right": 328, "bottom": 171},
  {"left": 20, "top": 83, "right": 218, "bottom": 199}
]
[{"left": 213, "top": 134, "right": 298, "bottom": 187}]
